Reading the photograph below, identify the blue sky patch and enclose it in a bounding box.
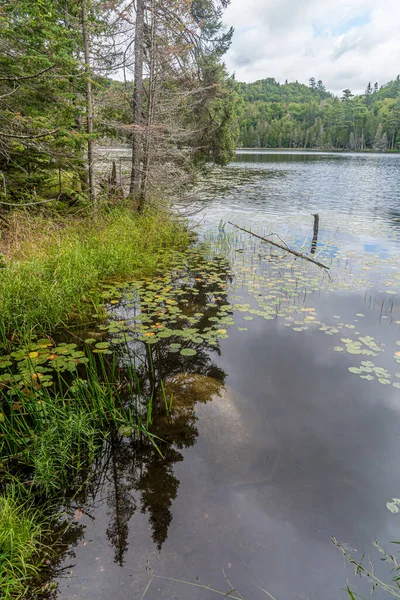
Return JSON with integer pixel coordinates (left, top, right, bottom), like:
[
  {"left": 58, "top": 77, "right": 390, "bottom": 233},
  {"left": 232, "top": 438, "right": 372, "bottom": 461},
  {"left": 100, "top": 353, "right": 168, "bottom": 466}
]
[{"left": 313, "top": 12, "right": 371, "bottom": 38}]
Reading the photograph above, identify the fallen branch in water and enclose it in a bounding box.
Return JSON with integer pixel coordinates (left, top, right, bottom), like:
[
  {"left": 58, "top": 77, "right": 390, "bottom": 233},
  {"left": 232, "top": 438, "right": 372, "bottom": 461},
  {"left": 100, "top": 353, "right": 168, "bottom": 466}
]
[{"left": 228, "top": 221, "right": 330, "bottom": 270}]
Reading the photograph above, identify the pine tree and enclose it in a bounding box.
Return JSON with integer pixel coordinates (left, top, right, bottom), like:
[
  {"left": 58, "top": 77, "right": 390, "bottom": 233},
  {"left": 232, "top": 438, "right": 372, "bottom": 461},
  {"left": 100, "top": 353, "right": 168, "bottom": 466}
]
[{"left": 341, "top": 89, "right": 354, "bottom": 101}]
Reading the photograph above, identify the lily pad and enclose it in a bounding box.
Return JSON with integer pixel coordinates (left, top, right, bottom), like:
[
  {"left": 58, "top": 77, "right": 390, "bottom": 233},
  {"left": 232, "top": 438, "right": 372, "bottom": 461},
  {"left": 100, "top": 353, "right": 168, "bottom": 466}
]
[
  {"left": 180, "top": 348, "right": 197, "bottom": 357},
  {"left": 95, "top": 342, "right": 111, "bottom": 350}
]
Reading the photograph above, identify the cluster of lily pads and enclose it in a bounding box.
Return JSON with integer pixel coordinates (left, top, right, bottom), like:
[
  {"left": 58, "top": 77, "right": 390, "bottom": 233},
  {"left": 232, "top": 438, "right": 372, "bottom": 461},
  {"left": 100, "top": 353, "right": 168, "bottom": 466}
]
[
  {"left": 348, "top": 362, "right": 400, "bottom": 388},
  {"left": 97, "top": 250, "right": 233, "bottom": 357},
  {"left": 0, "top": 341, "right": 90, "bottom": 394}
]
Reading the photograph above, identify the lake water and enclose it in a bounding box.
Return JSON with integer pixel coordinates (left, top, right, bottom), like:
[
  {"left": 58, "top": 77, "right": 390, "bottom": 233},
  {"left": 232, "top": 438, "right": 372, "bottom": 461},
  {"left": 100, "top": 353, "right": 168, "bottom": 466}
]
[{"left": 54, "top": 151, "right": 400, "bottom": 600}]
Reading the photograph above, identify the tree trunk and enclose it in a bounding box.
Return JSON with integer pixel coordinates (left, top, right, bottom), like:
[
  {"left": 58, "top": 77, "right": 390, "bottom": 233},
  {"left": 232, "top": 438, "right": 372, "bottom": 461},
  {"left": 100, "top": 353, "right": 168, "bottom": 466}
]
[
  {"left": 311, "top": 213, "right": 319, "bottom": 254},
  {"left": 140, "top": 0, "right": 157, "bottom": 205},
  {"left": 130, "top": 0, "right": 145, "bottom": 199},
  {"left": 82, "top": 0, "right": 96, "bottom": 204}
]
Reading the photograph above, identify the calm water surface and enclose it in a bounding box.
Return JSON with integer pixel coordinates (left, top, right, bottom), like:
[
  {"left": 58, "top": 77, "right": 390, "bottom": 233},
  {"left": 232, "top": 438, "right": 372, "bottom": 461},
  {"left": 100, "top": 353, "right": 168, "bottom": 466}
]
[{"left": 54, "top": 152, "right": 400, "bottom": 600}]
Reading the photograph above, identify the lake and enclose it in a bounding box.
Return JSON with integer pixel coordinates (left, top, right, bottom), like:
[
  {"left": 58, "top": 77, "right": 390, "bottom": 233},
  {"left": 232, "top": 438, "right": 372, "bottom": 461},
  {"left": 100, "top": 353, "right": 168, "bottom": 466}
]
[{"left": 53, "top": 151, "right": 400, "bottom": 600}]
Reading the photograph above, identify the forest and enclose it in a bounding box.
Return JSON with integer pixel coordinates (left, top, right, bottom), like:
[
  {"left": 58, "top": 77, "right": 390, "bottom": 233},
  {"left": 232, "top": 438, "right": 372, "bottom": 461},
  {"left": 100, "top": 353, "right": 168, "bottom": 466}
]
[
  {"left": 0, "top": 0, "right": 241, "bottom": 210},
  {"left": 238, "top": 76, "right": 400, "bottom": 151}
]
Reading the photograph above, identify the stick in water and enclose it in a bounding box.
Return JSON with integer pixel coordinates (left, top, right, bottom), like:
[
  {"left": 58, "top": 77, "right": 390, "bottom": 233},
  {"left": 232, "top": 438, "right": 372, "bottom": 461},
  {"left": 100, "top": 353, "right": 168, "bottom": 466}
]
[{"left": 228, "top": 222, "right": 330, "bottom": 270}]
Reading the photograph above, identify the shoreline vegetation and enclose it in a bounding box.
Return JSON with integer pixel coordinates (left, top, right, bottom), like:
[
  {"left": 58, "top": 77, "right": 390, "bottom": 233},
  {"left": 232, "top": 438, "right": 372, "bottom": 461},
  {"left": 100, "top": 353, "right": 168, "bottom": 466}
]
[
  {"left": 238, "top": 76, "right": 400, "bottom": 152},
  {"left": 0, "top": 204, "right": 190, "bottom": 343},
  {"left": 0, "top": 203, "right": 191, "bottom": 598},
  {"left": 0, "top": 0, "right": 242, "bottom": 592},
  {"left": 1, "top": 0, "right": 399, "bottom": 598}
]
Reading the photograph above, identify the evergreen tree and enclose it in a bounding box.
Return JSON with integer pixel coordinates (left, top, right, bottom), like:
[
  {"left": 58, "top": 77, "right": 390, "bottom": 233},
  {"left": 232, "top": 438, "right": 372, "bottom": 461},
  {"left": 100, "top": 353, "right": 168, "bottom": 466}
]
[{"left": 341, "top": 89, "right": 354, "bottom": 101}]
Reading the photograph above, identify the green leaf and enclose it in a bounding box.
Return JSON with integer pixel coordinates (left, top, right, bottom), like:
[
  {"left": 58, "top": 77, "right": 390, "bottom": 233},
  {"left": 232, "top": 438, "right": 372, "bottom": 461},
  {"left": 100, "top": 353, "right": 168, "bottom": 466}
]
[
  {"left": 95, "top": 342, "right": 110, "bottom": 349},
  {"left": 180, "top": 348, "right": 197, "bottom": 357}
]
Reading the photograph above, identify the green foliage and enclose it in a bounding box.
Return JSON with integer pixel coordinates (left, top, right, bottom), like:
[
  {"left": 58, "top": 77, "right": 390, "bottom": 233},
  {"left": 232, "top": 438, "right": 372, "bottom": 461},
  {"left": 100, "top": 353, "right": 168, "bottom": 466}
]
[
  {"left": 0, "top": 352, "right": 155, "bottom": 490},
  {"left": 0, "top": 353, "right": 157, "bottom": 594},
  {"left": 238, "top": 76, "right": 400, "bottom": 150},
  {"left": 31, "top": 409, "right": 98, "bottom": 494},
  {"left": 0, "top": 0, "right": 89, "bottom": 194},
  {"left": 192, "top": 59, "right": 243, "bottom": 166},
  {"left": 0, "top": 485, "right": 45, "bottom": 600},
  {"left": 238, "top": 77, "right": 332, "bottom": 104},
  {"left": 0, "top": 0, "right": 237, "bottom": 200},
  {"left": 0, "top": 205, "right": 190, "bottom": 340}
]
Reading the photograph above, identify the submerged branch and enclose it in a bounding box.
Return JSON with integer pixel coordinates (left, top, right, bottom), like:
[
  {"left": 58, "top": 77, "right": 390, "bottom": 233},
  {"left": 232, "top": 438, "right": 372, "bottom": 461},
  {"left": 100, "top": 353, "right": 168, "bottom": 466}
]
[{"left": 228, "top": 222, "right": 330, "bottom": 270}]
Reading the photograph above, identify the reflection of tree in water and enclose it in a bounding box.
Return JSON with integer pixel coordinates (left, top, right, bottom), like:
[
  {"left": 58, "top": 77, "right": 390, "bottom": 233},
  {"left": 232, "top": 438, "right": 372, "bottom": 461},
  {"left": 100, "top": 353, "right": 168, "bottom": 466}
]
[
  {"left": 103, "top": 435, "right": 138, "bottom": 566},
  {"left": 99, "top": 260, "right": 230, "bottom": 561},
  {"left": 136, "top": 449, "right": 180, "bottom": 551}
]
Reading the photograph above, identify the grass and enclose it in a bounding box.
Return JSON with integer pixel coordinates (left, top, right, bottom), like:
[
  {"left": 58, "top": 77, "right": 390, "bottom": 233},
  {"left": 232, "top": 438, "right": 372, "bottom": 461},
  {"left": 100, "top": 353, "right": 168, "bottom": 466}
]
[
  {"left": 0, "top": 353, "right": 160, "bottom": 597},
  {"left": 334, "top": 536, "right": 400, "bottom": 598},
  {"left": 0, "top": 354, "right": 157, "bottom": 495},
  {"left": 0, "top": 202, "right": 190, "bottom": 342},
  {"left": 0, "top": 485, "right": 46, "bottom": 600}
]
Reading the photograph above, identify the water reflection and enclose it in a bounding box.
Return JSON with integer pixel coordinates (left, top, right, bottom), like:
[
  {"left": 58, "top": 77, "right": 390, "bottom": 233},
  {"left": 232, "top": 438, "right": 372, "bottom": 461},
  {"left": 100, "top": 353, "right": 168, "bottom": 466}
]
[
  {"left": 57, "top": 261, "right": 230, "bottom": 570},
  {"left": 52, "top": 152, "right": 400, "bottom": 600}
]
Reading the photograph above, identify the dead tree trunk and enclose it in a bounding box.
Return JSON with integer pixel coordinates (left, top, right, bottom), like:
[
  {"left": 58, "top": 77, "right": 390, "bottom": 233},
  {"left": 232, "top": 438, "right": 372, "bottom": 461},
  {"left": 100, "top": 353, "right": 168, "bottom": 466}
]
[
  {"left": 229, "top": 221, "right": 330, "bottom": 270},
  {"left": 82, "top": 0, "right": 96, "bottom": 204},
  {"left": 140, "top": 0, "right": 157, "bottom": 207},
  {"left": 311, "top": 213, "right": 319, "bottom": 254},
  {"left": 129, "top": 0, "right": 145, "bottom": 200}
]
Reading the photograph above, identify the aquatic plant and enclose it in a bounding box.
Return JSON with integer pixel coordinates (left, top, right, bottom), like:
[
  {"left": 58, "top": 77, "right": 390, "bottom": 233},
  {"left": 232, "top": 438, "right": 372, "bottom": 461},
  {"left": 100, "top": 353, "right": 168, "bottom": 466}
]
[
  {"left": 334, "top": 535, "right": 400, "bottom": 598},
  {"left": 84, "top": 220, "right": 400, "bottom": 389}
]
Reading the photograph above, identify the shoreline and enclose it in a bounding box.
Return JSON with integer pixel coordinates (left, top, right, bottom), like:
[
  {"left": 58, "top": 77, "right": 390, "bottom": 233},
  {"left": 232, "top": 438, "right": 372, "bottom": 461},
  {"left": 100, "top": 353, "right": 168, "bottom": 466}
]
[{"left": 236, "top": 147, "right": 400, "bottom": 154}]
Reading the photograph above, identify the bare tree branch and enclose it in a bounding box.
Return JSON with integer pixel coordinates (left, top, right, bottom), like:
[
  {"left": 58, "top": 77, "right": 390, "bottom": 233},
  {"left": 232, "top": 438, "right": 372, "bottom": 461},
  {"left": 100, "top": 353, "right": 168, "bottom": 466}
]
[
  {"left": 0, "top": 129, "right": 59, "bottom": 139},
  {"left": 0, "top": 64, "right": 56, "bottom": 82}
]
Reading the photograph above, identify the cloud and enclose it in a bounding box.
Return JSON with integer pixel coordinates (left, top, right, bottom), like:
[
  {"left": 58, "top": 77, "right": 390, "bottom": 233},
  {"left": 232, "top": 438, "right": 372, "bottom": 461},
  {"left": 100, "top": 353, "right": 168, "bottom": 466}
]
[{"left": 223, "top": 0, "right": 400, "bottom": 95}]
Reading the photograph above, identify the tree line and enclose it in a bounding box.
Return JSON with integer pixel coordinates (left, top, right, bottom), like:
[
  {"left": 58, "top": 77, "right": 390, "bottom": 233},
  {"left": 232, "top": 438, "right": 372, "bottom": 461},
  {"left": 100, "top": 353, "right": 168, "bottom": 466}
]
[
  {"left": 238, "top": 76, "right": 400, "bottom": 151},
  {"left": 0, "top": 0, "right": 241, "bottom": 207}
]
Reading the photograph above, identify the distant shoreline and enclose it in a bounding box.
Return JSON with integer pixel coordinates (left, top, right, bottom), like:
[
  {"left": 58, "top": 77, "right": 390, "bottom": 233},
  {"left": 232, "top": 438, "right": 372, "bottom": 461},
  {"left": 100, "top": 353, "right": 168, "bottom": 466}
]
[{"left": 236, "top": 147, "right": 400, "bottom": 154}]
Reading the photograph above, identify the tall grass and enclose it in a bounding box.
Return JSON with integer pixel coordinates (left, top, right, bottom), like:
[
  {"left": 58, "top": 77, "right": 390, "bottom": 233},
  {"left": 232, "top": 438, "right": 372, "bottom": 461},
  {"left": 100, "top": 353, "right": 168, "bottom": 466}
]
[
  {"left": 0, "top": 485, "right": 46, "bottom": 600},
  {"left": 0, "top": 204, "right": 190, "bottom": 341},
  {"left": 0, "top": 355, "right": 156, "bottom": 495},
  {"left": 0, "top": 353, "right": 161, "bottom": 596}
]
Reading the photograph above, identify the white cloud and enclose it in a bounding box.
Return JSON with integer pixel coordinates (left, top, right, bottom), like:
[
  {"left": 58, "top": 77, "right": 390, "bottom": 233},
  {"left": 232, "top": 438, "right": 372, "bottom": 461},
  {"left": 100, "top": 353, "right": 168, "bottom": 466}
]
[{"left": 223, "top": 0, "right": 400, "bottom": 95}]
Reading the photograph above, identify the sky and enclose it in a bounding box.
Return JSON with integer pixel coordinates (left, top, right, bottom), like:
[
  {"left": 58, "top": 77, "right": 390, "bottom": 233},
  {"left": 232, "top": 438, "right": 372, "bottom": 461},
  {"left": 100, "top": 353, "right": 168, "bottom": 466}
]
[{"left": 223, "top": 0, "right": 400, "bottom": 95}]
